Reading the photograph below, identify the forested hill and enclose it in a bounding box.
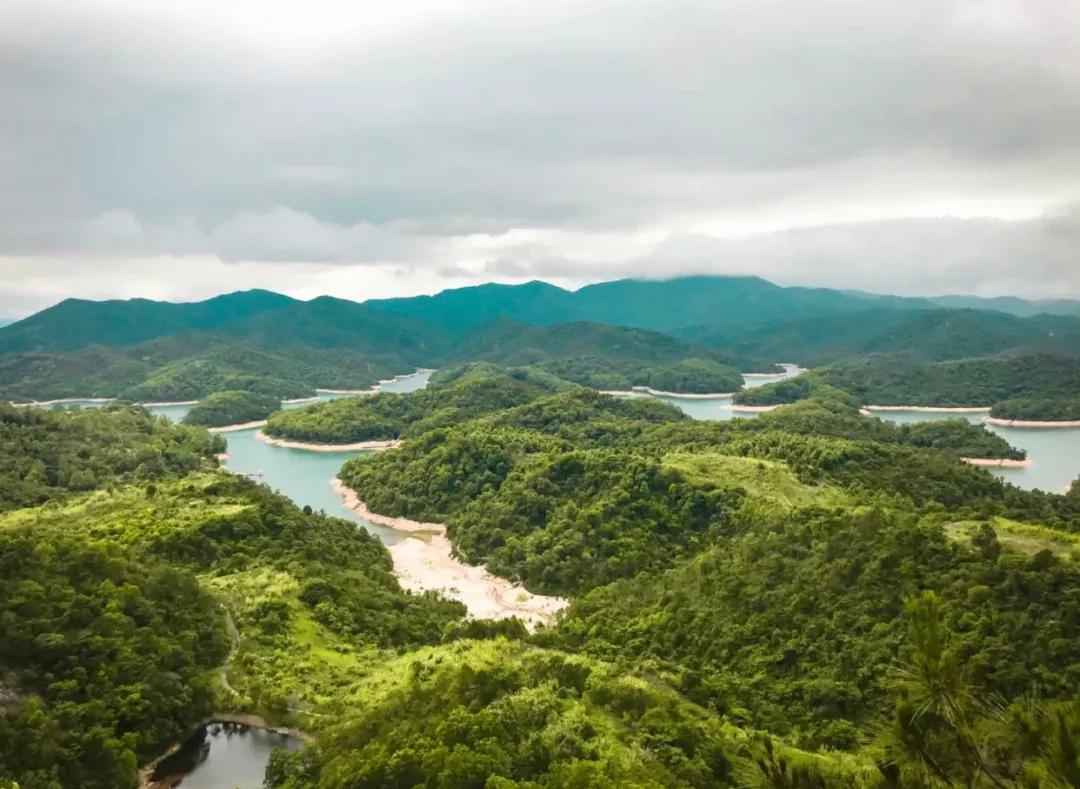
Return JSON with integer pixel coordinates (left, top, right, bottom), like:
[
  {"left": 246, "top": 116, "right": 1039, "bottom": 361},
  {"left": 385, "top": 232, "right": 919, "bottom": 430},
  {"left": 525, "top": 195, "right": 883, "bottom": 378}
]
[
  {"left": 3, "top": 278, "right": 1078, "bottom": 402},
  {"left": 698, "top": 307, "right": 1080, "bottom": 365},
  {"left": 0, "top": 289, "right": 298, "bottom": 354}
]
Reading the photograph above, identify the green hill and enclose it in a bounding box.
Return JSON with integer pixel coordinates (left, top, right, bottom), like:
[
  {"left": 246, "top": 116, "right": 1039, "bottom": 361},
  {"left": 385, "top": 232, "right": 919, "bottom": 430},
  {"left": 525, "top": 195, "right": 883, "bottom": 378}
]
[{"left": 701, "top": 307, "right": 1080, "bottom": 365}]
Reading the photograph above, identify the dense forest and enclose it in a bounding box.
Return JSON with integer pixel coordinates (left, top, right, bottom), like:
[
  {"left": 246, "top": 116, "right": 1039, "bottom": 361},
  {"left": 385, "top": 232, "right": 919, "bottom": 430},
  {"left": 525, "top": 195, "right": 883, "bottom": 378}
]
[
  {"left": 264, "top": 364, "right": 570, "bottom": 444},
  {"left": 6, "top": 277, "right": 1078, "bottom": 404},
  {"left": 0, "top": 403, "right": 223, "bottom": 511},
  {"left": 0, "top": 407, "right": 472, "bottom": 788},
  {"left": 731, "top": 354, "right": 1080, "bottom": 419},
  {"left": 990, "top": 396, "right": 1080, "bottom": 421},
  {"left": 182, "top": 389, "right": 282, "bottom": 427},
  {"left": 2, "top": 278, "right": 1080, "bottom": 787}
]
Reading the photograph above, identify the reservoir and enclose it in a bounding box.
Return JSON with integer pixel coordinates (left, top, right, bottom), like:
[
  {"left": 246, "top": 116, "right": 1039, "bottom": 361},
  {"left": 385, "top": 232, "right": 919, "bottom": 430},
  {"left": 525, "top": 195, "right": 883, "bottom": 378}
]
[{"left": 149, "top": 722, "right": 302, "bottom": 789}]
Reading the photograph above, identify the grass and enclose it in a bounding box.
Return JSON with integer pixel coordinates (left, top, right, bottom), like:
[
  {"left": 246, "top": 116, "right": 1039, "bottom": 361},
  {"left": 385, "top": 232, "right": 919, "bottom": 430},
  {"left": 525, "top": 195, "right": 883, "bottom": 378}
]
[
  {"left": 662, "top": 452, "right": 848, "bottom": 512},
  {"left": 944, "top": 517, "right": 1080, "bottom": 559}
]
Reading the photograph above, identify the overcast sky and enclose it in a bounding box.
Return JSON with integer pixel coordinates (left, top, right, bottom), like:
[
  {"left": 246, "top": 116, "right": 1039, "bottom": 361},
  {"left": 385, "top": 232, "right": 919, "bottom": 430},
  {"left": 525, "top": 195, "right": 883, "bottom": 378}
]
[{"left": 2, "top": 0, "right": 1078, "bottom": 316}]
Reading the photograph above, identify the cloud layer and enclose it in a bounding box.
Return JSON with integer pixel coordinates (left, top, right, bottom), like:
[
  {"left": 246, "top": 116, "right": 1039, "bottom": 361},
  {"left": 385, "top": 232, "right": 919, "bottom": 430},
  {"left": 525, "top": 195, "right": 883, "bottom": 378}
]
[{"left": 1, "top": 0, "right": 1078, "bottom": 315}]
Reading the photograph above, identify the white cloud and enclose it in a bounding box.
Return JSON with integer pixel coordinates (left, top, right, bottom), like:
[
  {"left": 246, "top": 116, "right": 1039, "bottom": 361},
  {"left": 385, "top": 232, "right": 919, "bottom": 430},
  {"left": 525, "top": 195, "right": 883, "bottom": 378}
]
[{"left": 1, "top": 0, "right": 1079, "bottom": 312}]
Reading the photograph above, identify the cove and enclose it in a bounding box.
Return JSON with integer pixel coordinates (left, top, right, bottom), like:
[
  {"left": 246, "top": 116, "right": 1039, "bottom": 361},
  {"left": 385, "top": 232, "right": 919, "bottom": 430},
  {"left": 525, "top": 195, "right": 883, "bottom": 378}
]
[
  {"left": 148, "top": 721, "right": 302, "bottom": 789},
  {"left": 858, "top": 410, "right": 1079, "bottom": 494}
]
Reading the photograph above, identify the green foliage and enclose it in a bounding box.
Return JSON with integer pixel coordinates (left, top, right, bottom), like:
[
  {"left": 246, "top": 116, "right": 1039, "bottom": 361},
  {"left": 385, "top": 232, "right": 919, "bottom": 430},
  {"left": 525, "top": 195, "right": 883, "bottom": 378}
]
[
  {"left": 818, "top": 354, "right": 1080, "bottom": 408},
  {"left": 264, "top": 640, "right": 786, "bottom": 789},
  {"left": 0, "top": 530, "right": 229, "bottom": 788},
  {"left": 182, "top": 390, "right": 281, "bottom": 427},
  {"left": 265, "top": 363, "right": 567, "bottom": 444},
  {"left": 0, "top": 403, "right": 223, "bottom": 512},
  {"left": 446, "top": 320, "right": 749, "bottom": 391},
  {"left": 545, "top": 510, "right": 1080, "bottom": 752},
  {"left": 991, "top": 397, "right": 1080, "bottom": 421}
]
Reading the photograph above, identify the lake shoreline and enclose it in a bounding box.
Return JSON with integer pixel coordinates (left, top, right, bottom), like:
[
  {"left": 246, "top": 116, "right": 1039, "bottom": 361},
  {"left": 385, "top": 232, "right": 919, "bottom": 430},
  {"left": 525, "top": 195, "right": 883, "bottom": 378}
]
[
  {"left": 631, "top": 386, "right": 735, "bottom": 399},
  {"left": 730, "top": 404, "right": 781, "bottom": 413},
  {"left": 962, "top": 457, "right": 1032, "bottom": 469},
  {"left": 257, "top": 431, "right": 401, "bottom": 452},
  {"left": 982, "top": 416, "right": 1080, "bottom": 429},
  {"left": 140, "top": 713, "right": 311, "bottom": 789},
  {"left": 207, "top": 420, "right": 268, "bottom": 433},
  {"left": 331, "top": 479, "right": 567, "bottom": 628},
  {"left": 864, "top": 405, "right": 991, "bottom": 413}
]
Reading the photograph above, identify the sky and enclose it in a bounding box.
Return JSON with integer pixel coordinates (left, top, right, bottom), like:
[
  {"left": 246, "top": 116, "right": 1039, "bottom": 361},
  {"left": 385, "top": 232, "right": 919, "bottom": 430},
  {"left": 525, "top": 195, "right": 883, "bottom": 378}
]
[{"left": 2, "top": 0, "right": 1079, "bottom": 317}]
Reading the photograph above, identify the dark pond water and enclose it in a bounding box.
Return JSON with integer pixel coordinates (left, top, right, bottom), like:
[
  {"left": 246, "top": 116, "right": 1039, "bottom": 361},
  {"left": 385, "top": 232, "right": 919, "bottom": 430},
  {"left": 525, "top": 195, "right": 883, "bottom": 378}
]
[{"left": 150, "top": 722, "right": 302, "bottom": 788}]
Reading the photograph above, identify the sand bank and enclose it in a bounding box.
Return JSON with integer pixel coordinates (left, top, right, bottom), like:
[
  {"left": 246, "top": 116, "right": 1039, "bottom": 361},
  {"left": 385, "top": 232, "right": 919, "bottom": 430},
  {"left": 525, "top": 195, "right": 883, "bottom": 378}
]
[
  {"left": 257, "top": 432, "right": 400, "bottom": 452},
  {"left": 11, "top": 397, "right": 115, "bottom": 408},
  {"left": 138, "top": 400, "right": 199, "bottom": 407},
  {"left": 864, "top": 405, "right": 990, "bottom": 414},
  {"left": 962, "top": 457, "right": 1032, "bottom": 469},
  {"left": 281, "top": 396, "right": 321, "bottom": 405},
  {"left": 631, "top": 386, "right": 735, "bottom": 399},
  {"left": 314, "top": 386, "right": 378, "bottom": 395},
  {"left": 207, "top": 420, "right": 268, "bottom": 433},
  {"left": 981, "top": 416, "right": 1080, "bottom": 429},
  {"left": 730, "top": 404, "right": 780, "bottom": 413},
  {"left": 332, "top": 480, "right": 567, "bottom": 627}
]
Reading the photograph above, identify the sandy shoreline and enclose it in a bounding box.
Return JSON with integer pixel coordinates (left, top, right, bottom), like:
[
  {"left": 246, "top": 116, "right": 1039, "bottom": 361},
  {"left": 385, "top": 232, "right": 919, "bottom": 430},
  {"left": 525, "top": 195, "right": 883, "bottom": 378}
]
[
  {"left": 257, "top": 431, "right": 400, "bottom": 452},
  {"left": 332, "top": 479, "right": 567, "bottom": 627},
  {"left": 982, "top": 416, "right": 1080, "bottom": 429},
  {"left": 207, "top": 420, "right": 268, "bottom": 433},
  {"left": 631, "top": 386, "right": 735, "bottom": 399},
  {"left": 281, "top": 396, "right": 321, "bottom": 405},
  {"left": 139, "top": 399, "right": 199, "bottom": 407},
  {"left": 314, "top": 386, "right": 378, "bottom": 395},
  {"left": 730, "top": 404, "right": 781, "bottom": 413},
  {"left": 962, "top": 457, "right": 1032, "bottom": 468},
  {"left": 864, "top": 405, "right": 991, "bottom": 414}
]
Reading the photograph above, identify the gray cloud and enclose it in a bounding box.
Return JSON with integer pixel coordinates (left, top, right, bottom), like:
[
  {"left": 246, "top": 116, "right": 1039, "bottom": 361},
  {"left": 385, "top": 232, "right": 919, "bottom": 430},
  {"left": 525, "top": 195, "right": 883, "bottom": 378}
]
[{"left": 0, "top": 0, "right": 1079, "bottom": 308}]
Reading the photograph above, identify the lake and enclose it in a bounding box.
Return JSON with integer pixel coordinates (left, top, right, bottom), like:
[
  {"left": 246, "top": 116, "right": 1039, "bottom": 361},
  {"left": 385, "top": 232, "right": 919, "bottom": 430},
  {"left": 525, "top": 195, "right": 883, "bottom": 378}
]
[
  {"left": 149, "top": 722, "right": 302, "bottom": 789},
  {"left": 867, "top": 409, "right": 1080, "bottom": 494}
]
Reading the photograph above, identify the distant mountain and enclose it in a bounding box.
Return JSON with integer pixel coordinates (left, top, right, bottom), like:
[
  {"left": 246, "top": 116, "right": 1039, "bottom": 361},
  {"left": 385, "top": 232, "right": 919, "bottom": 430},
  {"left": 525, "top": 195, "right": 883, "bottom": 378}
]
[
  {"left": 448, "top": 318, "right": 740, "bottom": 366},
  {"left": 702, "top": 307, "right": 1080, "bottom": 365},
  {"left": 925, "top": 294, "right": 1080, "bottom": 318},
  {"left": 0, "top": 291, "right": 448, "bottom": 400},
  {"left": 366, "top": 275, "right": 932, "bottom": 335},
  {"left": 3, "top": 276, "right": 1078, "bottom": 399},
  {"left": 0, "top": 289, "right": 298, "bottom": 354}
]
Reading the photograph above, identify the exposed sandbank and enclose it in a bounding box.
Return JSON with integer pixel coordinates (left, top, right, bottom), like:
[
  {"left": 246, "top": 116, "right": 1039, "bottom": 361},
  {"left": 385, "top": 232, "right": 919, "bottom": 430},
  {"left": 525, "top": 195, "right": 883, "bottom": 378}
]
[
  {"left": 138, "top": 400, "right": 199, "bottom": 407},
  {"left": 257, "top": 431, "right": 400, "bottom": 452},
  {"left": 730, "top": 404, "right": 780, "bottom": 413},
  {"left": 982, "top": 416, "right": 1080, "bottom": 429},
  {"left": 314, "top": 387, "right": 378, "bottom": 395},
  {"left": 332, "top": 479, "right": 567, "bottom": 628},
  {"left": 631, "top": 386, "right": 735, "bottom": 399},
  {"left": 962, "top": 457, "right": 1032, "bottom": 469},
  {"left": 10, "top": 397, "right": 115, "bottom": 408},
  {"left": 281, "top": 396, "right": 321, "bottom": 405},
  {"left": 864, "top": 405, "right": 991, "bottom": 414},
  {"left": 207, "top": 420, "right": 268, "bottom": 433}
]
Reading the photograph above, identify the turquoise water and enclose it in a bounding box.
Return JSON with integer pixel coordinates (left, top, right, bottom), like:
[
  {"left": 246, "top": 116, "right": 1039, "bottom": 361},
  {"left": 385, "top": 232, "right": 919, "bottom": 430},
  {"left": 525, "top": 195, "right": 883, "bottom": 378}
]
[
  {"left": 870, "top": 410, "right": 1078, "bottom": 494},
  {"left": 146, "top": 371, "right": 434, "bottom": 544},
  {"left": 641, "top": 364, "right": 804, "bottom": 421}
]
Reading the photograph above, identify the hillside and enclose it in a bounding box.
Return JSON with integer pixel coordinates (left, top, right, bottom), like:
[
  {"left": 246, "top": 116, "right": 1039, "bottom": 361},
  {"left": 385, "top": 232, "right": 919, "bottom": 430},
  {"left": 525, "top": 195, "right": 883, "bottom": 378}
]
[
  {"left": 0, "top": 289, "right": 298, "bottom": 354},
  {"left": 0, "top": 292, "right": 447, "bottom": 401},
  {"left": 701, "top": 307, "right": 1080, "bottom": 365},
  {"left": 448, "top": 319, "right": 753, "bottom": 389}
]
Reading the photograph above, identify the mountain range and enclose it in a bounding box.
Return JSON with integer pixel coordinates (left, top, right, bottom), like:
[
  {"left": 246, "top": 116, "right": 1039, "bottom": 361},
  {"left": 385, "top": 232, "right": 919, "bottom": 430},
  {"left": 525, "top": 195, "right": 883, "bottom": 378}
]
[{"left": 1, "top": 276, "right": 1078, "bottom": 400}]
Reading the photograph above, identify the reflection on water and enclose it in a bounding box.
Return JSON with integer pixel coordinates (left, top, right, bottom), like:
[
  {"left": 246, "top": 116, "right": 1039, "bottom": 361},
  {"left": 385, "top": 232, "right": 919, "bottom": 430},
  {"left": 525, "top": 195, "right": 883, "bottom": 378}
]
[{"left": 150, "top": 722, "right": 302, "bottom": 788}]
